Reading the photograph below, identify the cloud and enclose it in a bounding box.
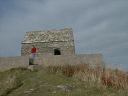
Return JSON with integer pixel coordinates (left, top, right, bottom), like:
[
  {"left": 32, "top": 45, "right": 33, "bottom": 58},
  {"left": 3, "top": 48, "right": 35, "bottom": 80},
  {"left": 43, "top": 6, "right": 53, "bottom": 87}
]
[{"left": 0, "top": 0, "right": 128, "bottom": 70}]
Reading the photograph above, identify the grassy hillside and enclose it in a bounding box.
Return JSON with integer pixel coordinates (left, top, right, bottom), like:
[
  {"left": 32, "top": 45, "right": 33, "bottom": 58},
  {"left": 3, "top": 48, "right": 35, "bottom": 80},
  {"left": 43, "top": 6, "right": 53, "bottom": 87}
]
[{"left": 0, "top": 64, "right": 128, "bottom": 96}]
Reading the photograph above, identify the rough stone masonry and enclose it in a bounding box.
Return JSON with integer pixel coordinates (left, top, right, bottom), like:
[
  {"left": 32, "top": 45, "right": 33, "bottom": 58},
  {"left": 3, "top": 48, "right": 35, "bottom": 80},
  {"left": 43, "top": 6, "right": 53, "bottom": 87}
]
[{"left": 21, "top": 28, "right": 75, "bottom": 56}]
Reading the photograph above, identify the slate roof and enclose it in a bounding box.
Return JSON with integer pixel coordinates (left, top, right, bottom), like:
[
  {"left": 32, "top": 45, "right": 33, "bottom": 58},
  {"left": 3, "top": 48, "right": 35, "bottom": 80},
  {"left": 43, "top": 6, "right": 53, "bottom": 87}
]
[{"left": 22, "top": 28, "right": 74, "bottom": 43}]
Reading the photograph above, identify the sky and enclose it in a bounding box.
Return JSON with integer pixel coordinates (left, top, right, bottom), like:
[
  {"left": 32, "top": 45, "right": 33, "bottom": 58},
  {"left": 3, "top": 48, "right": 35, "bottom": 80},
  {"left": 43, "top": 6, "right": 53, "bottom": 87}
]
[{"left": 0, "top": 0, "right": 128, "bottom": 70}]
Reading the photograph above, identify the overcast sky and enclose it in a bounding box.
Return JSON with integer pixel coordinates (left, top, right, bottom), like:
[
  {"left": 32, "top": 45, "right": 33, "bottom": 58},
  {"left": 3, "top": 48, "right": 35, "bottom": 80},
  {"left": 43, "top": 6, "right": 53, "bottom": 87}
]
[{"left": 0, "top": 0, "right": 128, "bottom": 70}]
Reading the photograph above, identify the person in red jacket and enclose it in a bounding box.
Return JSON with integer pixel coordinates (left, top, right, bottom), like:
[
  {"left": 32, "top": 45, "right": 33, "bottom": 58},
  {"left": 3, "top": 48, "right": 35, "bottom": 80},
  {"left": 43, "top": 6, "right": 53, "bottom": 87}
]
[
  {"left": 31, "top": 45, "right": 36, "bottom": 54},
  {"left": 31, "top": 45, "right": 37, "bottom": 64}
]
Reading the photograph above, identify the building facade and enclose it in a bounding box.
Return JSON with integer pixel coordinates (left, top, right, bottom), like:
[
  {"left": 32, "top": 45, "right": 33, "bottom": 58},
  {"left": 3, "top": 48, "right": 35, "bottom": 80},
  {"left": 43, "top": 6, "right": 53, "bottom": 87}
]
[{"left": 21, "top": 28, "right": 75, "bottom": 56}]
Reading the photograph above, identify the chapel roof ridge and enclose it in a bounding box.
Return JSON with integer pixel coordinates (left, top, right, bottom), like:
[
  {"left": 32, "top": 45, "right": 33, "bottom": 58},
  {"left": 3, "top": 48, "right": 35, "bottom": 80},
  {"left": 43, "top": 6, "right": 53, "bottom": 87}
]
[{"left": 26, "top": 27, "right": 72, "bottom": 33}]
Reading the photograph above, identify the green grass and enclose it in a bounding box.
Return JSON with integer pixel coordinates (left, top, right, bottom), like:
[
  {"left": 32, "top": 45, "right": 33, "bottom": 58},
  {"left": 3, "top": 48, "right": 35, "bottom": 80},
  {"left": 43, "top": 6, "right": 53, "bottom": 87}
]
[{"left": 0, "top": 67, "right": 128, "bottom": 96}]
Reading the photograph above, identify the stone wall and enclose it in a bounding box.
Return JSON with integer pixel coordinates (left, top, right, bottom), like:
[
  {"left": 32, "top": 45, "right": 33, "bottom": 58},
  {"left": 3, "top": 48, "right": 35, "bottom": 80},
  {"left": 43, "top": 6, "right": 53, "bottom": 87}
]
[
  {"left": 0, "top": 56, "right": 29, "bottom": 71},
  {"left": 0, "top": 54, "right": 103, "bottom": 72},
  {"left": 21, "top": 41, "right": 75, "bottom": 56},
  {"left": 37, "top": 54, "right": 103, "bottom": 66}
]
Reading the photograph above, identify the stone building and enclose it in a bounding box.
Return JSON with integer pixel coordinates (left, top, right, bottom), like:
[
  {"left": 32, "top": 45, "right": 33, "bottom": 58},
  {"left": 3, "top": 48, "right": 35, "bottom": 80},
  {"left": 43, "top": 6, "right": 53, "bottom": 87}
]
[
  {"left": 21, "top": 28, "right": 75, "bottom": 56},
  {"left": 0, "top": 28, "right": 104, "bottom": 71}
]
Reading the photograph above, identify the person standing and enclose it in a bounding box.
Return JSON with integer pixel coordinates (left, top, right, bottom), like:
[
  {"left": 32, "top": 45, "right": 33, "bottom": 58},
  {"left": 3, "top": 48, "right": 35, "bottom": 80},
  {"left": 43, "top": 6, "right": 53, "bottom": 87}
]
[{"left": 30, "top": 45, "right": 37, "bottom": 65}]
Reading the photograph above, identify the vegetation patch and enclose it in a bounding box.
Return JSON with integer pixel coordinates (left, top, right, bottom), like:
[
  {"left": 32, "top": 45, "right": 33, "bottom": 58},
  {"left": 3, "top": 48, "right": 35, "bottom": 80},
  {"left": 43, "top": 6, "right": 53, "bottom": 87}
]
[{"left": 0, "top": 65, "right": 128, "bottom": 96}]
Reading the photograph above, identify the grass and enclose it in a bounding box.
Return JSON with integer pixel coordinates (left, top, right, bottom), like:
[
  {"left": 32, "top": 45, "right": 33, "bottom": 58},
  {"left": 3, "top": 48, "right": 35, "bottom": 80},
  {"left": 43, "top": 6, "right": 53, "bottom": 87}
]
[
  {"left": 46, "top": 64, "right": 128, "bottom": 89},
  {"left": 0, "top": 64, "right": 128, "bottom": 96}
]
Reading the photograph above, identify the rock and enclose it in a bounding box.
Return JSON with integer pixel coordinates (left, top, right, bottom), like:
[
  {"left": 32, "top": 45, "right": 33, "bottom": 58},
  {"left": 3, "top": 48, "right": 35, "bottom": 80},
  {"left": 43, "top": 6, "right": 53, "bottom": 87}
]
[
  {"left": 27, "top": 65, "right": 42, "bottom": 71},
  {"left": 56, "top": 85, "right": 73, "bottom": 92},
  {"left": 24, "top": 88, "right": 34, "bottom": 94}
]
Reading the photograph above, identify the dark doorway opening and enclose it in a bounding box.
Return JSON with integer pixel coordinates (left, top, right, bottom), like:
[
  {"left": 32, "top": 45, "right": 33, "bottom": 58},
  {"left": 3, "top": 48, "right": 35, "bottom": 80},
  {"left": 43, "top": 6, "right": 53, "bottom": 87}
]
[{"left": 54, "top": 49, "right": 61, "bottom": 55}]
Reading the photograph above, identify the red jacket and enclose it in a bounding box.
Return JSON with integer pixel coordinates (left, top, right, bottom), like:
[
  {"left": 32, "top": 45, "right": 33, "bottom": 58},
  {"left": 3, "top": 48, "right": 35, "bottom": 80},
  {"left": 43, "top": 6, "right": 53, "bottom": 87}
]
[{"left": 31, "top": 47, "right": 36, "bottom": 53}]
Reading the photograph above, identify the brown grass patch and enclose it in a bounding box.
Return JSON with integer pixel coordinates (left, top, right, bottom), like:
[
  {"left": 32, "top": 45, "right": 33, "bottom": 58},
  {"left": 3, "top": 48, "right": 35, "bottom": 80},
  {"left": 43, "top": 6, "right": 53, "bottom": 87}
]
[{"left": 45, "top": 64, "right": 128, "bottom": 89}]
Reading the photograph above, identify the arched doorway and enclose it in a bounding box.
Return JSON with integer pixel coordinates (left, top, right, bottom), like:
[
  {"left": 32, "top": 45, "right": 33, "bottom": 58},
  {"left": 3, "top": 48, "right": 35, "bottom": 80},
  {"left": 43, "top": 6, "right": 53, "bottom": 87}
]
[{"left": 54, "top": 49, "right": 61, "bottom": 55}]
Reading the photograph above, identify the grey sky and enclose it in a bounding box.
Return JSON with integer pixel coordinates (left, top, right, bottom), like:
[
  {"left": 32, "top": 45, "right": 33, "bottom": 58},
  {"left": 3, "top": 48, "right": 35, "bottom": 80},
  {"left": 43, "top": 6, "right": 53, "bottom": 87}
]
[{"left": 0, "top": 0, "right": 128, "bottom": 70}]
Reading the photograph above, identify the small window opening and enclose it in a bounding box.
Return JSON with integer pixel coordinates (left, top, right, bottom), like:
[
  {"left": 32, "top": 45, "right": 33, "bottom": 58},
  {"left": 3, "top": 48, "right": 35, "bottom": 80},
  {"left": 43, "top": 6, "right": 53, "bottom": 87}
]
[{"left": 54, "top": 49, "right": 61, "bottom": 55}]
